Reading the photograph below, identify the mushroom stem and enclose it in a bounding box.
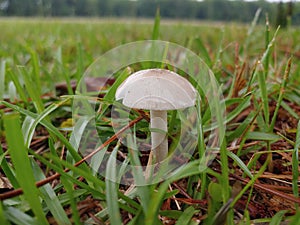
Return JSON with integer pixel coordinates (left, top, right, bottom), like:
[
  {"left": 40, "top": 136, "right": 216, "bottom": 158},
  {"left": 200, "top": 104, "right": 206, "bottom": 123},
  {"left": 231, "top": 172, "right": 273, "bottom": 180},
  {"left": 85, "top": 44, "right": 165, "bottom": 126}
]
[{"left": 150, "top": 110, "right": 168, "bottom": 163}]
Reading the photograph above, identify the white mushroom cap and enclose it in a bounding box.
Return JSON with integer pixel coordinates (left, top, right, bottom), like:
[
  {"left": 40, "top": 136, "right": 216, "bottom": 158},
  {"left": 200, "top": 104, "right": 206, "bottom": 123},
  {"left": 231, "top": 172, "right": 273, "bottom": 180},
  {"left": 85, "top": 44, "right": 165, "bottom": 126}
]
[{"left": 115, "top": 69, "right": 197, "bottom": 110}]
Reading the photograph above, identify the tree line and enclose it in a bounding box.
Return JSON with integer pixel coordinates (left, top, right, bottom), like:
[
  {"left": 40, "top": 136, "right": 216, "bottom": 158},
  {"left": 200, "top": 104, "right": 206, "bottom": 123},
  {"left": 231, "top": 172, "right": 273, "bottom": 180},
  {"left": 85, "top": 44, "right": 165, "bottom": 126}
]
[{"left": 0, "top": 0, "right": 298, "bottom": 26}]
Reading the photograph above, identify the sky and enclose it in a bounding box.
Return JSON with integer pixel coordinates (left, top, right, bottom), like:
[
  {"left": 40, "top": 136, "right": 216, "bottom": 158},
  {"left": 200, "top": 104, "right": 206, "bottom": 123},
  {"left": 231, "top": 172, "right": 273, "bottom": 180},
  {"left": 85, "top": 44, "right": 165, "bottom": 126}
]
[
  {"left": 242, "top": 0, "right": 297, "bottom": 1},
  {"left": 266, "top": 0, "right": 293, "bottom": 1},
  {"left": 235, "top": 0, "right": 297, "bottom": 1},
  {"left": 252, "top": 0, "right": 300, "bottom": 1}
]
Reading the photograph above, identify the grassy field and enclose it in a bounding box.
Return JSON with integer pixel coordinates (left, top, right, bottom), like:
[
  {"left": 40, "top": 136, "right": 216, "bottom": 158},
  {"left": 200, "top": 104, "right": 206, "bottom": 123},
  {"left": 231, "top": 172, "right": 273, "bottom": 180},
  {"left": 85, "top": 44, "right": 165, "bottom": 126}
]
[{"left": 0, "top": 15, "right": 300, "bottom": 225}]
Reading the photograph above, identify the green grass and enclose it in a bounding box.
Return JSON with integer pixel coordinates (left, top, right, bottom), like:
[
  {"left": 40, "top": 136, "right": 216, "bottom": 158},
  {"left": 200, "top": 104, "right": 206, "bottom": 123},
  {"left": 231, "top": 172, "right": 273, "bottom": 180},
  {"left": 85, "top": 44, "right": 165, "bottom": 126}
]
[{"left": 0, "top": 15, "right": 300, "bottom": 225}]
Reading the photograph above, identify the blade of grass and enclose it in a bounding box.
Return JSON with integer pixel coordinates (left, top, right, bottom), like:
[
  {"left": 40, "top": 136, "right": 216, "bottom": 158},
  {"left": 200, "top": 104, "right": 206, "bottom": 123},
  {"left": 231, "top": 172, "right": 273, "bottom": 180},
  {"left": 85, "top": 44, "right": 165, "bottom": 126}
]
[
  {"left": 7, "top": 70, "right": 28, "bottom": 103},
  {"left": 246, "top": 131, "right": 280, "bottom": 141},
  {"left": 220, "top": 140, "right": 231, "bottom": 224},
  {"left": 38, "top": 150, "right": 140, "bottom": 214},
  {"left": 31, "top": 159, "right": 71, "bottom": 225},
  {"left": 105, "top": 67, "right": 131, "bottom": 101},
  {"left": 1, "top": 100, "right": 83, "bottom": 163},
  {"left": 203, "top": 95, "right": 250, "bottom": 133},
  {"left": 231, "top": 153, "right": 269, "bottom": 208},
  {"left": 248, "top": 26, "right": 280, "bottom": 88},
  {"left": 0, "top": 109, "right": 143, "bottom": 204},
  {"left": 29, "top": 148, "right": 105, "bottom": 198},
  {"left": 8, "top": 81, "right": 17, "bottom": 102},
  {"left": 196, "top": 96, "right": 207, "bottom": 199},
  {"left": 227, "top": 111, "right": 255, "bottom": 143},
  {"left": 0, "top": 202, "right": 10, "bottom": 225},
  {"left": 264, "top": 14, "right": 270, "bottom": 79},
  {"left": 90, "top": 145, "right": 108, "bottom": 176},
  {"left": 159, "top": 210, "right": 182, "bottom": 220},
  {"left": 123, "top": 208, "right": 144, "bottom": 225},
  {"left": 56, "top": 189, "right": 88, "bottom": 206},
  {"left": 105, "top": 142, "right": 122, "bottom": 225},
  {"left": 227, "top": 151, "right": 253, "bottom": 179},
  {"left": 211, "top": 83, "right": 229, "bottom": 204},
  {"left": 18, "top": 44, "right": 42, "bottom": 94},
  {"left": 4, "top": 206, "right": 39, "bottom": 225},
  {"left": 280, "top": 101, "right": 299, "bottom": 120},
  {"left": 257, "top": 61, "right": 269, "bottom": 127},
  {"left": 96, "top": 66, "right": 131, "bottom": 121},
  {"left": 22, "top": 116, "right": 35, "bottom": 145},
  {"left": 194, "top": 37, "right": 213, "bottom": 68},
  {"left": 292, "top": 120, "right": 300, "bottom": 208},
  {"left": 127, "top": 134, "right": 150, "bottom": 213},
  {"left": 175, "top": 206, "right": 196, "bottom": 225},
  {"left": 0, "top": 144, "right": 19, "bottom": 189},
  {"left": 62, "top": 178, "right": 81, "bottom": 225},
  {"left": 0, "top": 60, "right": 5, "bottom": 100},
  {"left": 145, "top": 160, "right": 200, "bottom": 225},
  {"left": 54, "top": 46, "right": 73, "bottom": 95},
  {"left": 212, "top": 28, "right": 224, "bottom": 75},
  {"left": 27, "top": 46, "right": 41, "bottom": 95},
  {"left": 243, "top": 8, "right": 262, "bottom": 55},
  {"left": 68, "top": 113, "right": 94, "bottom": 164},
  {"left": 23, "top": 98, "right": 70, "bottom": 148},
  {"left": 269, "top": 210, "right": 288, "bottom": 225},
  {"left": 3, "top": 113, "right": 48, "bottom": 224},
  {"left": 75, "top": 42, "right": 84, "bottom": 82},
  {"left": 270, "top": 57, "right": 292, "bottom": 131},
  {"left": 152, "top": 7, "right": 160, "bottom": 40},
  {"left": 289, "top": 210, "right": 300, "bottom": 225},
  {"left": 17, "top": 66, "right": 44, "bottom": 113}
]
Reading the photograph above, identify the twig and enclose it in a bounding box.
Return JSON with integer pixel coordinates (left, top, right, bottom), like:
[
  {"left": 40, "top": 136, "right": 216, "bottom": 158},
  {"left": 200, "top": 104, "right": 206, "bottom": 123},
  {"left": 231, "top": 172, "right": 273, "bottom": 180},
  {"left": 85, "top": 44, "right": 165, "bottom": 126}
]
[{"left": 228, "top": 171, "right": 300, "bottom": 204}]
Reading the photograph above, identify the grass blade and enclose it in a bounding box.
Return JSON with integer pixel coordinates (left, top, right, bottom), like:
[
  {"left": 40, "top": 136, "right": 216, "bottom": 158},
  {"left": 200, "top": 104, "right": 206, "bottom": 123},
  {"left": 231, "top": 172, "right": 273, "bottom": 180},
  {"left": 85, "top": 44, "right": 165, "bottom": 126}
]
[
  {"left": 5, "top": 206, "right": 39, "bottom": 225},
  {"left": 194, "top": 37, "right": 212, "bottom": 68},
  {"left": 23, "top": 98, "right": 70, "bottom": 148},
  {"left": 257, "top": 61, "right": 269, "bottom": 127},
  {"left": 0, "top": 144, "right": 19, "bottom": 189},
  {"left": 145, "top": 160, "right": 200, "bottom": 225},
  {"left": 152, "top": 7, "right": 160, "bottom": 40},
  {"left": 292, "top": 120, "right": 300, "bottom": 207},
  {"left": 246, "top": 131, "right": 280, "bottom": 141},
  {"left": 264, "top": 14, "right": 270, "bottom": 79},
  {"left": 243, "top": 8, "right": 261, "bottom": 55},
  {"left": 248, "top": 26, "right": 280, "bottom": 88},
  {"left": 54, "top": 46, "right": 73, "bottom": 95},
  {"left": 270, "top": 57, "right": 292, "bottom": 131},
  {"left": 17, "top": 66, "right": 44, "bottom": 113},
  {"left": 1, "top": 100, "right": 83, "bottom": 163},
  {"left": 7, "top": 70, "right": 28, "bottom": 103},
  {"left": 269, "top": 210, "right": 288, "bottom": 225},
  {"left": 75, "top": 42, "right": 84, "bottom": 82},
  {"left": 29, "top": 149, "right": 106, "bottom": 199},
  {"left": 105, "top": 143, "right": 122, "bottom": 225},
  {"left": 175, "top": 206, "right": 196, "bottom": 225},
  {"left": 127, "top": 135, "right": 150, "bottom": 213},
  {"left": 227, "top": 151, "right": 253, "bottom": 179},
  {"left": 96, "top": 66, "right": 131, "bottom": 120},
  {"left": 0, "top": 60, "right": 5, "bottom": 100},
  {"left": 231, "top": 153, "right": 269, "bottom": 208},
  {"left": 62, "top": 178, "right": 81, "bottom": 225},
  {"left": 30, "top": 159, "right": 71, "bottom": 225},
  {"left": 0, "top": 202, "right": 10, "bottom": 225},
  {"left": 3, "top": 113, "right": 48, "bottom": 224},
  {"left": 24, "top": 45, "right": 41, "bottom": 95},
  {"left": 290, "top": 210, "right": 300, "bottom": 225}
]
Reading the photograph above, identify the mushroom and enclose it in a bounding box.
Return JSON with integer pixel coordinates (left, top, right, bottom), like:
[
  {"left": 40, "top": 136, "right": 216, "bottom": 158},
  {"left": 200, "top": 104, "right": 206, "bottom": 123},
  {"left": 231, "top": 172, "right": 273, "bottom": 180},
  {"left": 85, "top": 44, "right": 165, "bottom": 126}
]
[{"left": 115, "top": 69, "right": 197, "bottom": 163}]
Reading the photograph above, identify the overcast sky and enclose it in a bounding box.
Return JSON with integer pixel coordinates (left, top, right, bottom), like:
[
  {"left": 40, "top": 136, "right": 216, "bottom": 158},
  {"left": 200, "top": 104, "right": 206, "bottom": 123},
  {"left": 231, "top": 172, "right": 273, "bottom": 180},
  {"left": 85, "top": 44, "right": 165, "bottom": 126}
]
[
  {"left": 244, "top": 0, "right": 297, "bottom": 1},
  {"left": 247, "top": 0, "right": 298, "bottom": 2}
]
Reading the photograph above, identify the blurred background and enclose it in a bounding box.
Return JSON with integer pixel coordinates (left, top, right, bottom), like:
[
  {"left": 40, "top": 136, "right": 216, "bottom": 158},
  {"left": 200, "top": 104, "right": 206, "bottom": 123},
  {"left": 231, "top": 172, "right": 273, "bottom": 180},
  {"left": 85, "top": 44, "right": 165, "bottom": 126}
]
[{"left": 0, "top": 0, "right": 299, "bottom": 28}]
